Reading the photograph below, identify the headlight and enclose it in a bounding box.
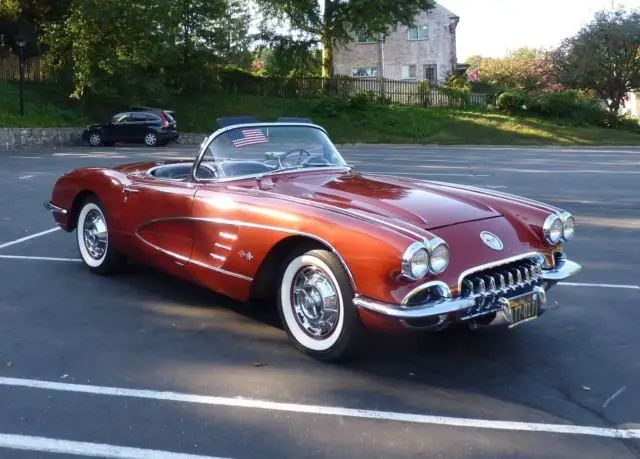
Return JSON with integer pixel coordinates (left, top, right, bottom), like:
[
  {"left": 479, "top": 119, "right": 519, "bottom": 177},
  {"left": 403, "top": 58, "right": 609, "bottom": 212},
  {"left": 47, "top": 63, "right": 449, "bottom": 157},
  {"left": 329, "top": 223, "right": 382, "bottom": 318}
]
[
  {"left": 560, "top": 212, "right": 575, "bottom": 241},
  {"left": 543, "top": 214, "right": 563, "bottom": 244},
  {"left": 429, "top": 240, "right": 450, "bottom": 274},
  {"left": 402, "top": 242, "right": 430, "bottom": 280}
]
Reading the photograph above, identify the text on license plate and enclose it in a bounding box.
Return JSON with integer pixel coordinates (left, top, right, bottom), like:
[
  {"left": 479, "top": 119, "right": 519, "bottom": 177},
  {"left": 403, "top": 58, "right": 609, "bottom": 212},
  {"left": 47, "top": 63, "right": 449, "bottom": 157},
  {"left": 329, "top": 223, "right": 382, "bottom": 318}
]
[{"left": 508, "top": 292, "right": 539, "bottom": 328}]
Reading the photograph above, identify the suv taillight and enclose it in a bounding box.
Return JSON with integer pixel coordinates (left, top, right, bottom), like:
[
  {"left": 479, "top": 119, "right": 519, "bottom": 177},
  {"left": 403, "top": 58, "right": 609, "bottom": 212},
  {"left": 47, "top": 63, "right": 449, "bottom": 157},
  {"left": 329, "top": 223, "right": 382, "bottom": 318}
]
[{"left": 160, "top": 112, "right": 169, "bottom": 128}]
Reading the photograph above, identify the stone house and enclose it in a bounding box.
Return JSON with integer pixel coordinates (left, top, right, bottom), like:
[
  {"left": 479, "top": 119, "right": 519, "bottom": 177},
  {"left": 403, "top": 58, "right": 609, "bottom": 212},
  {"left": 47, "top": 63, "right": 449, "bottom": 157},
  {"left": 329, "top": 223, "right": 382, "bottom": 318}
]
[{"left": 332, "top": 2, "right": 465, "bottom": 84}]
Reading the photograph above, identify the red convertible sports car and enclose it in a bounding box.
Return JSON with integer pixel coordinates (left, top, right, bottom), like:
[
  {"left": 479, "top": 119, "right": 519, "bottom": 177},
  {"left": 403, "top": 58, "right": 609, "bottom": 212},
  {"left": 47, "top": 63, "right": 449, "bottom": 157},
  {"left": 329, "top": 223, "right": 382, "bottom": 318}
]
[{"left": 44, "top": 120, "right": 582, "bottom": 361}]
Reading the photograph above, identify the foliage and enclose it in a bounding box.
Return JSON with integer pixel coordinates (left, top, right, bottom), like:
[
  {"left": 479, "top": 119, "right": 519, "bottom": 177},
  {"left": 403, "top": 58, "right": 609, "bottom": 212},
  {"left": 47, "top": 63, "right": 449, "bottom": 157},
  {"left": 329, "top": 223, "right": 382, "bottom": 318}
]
[
  {"left": 31, "top": 0, "right": 253, "bottom": 102},
  {"left": 466, "top": 47, "right": 561, "bottom": 93},
  {"left": 255, "top": 36, "right": 322, "bottom": 75},
  {"left": 496, "top": 90, "right": 529, "bottom": 114},
  {"left": 551, "top": 7, "right": 640, "bottom": 112},
  {"left": 254, "top": 0, "right": 436, "bottom": 76}
]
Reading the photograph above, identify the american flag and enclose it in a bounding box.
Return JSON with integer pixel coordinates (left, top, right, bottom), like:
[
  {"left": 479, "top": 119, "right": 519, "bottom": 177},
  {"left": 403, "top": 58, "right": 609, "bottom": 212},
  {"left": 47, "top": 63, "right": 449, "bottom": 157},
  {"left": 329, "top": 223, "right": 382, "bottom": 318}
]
[{"left": 229, "top": 128, "right": 269, "bottom": 147}]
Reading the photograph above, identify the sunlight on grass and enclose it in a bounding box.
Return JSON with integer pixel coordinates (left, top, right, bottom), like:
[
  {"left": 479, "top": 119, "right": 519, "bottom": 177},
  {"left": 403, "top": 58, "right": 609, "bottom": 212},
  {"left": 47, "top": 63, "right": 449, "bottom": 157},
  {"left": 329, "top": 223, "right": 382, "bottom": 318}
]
[{"left": 1, "top": 81, "right": 639, "bottom": 146}]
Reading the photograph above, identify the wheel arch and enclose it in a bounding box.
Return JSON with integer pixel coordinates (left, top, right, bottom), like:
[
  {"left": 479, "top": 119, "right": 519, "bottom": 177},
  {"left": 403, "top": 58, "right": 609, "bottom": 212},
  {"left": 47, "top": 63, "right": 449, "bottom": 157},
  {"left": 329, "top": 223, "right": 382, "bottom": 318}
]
[
  {"left": 66, "top": 189, "right": 99, "bottom": 232},
  {"left": 250, "top": 234, "right": 355, "bottom": 301}
]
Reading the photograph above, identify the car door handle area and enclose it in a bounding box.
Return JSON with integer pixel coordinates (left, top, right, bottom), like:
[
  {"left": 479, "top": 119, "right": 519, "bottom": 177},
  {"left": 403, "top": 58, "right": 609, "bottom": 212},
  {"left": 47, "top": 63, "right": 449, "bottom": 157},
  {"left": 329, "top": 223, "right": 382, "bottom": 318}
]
[{"left": 123, "top": 187, "right": 140, "bottom": 194}]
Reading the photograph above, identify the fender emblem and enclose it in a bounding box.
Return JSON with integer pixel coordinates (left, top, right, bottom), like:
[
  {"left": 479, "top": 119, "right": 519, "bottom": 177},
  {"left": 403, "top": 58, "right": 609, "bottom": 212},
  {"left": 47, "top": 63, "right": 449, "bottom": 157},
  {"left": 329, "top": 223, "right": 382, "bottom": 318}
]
[
  {"left": 480, "top": 231, "right": 503, "bottom": 251},
  {"left": 239, "top": 250, "right": 254, "bottom": 261}
]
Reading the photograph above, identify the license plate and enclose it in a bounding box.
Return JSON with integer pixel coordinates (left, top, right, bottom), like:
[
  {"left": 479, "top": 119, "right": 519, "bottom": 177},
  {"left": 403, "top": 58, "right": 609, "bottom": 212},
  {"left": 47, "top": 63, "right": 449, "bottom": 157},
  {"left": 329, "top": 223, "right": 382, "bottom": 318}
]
[{"left": 508, "top": 292, "right": 539, "bottom": 328}]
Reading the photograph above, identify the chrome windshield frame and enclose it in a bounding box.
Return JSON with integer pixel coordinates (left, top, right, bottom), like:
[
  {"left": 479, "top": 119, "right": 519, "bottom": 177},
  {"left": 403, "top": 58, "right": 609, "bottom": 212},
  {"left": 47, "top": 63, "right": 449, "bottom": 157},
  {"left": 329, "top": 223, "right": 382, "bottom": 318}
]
[{"left": 189, "top": 122, "right": 351, "bottom": 184}]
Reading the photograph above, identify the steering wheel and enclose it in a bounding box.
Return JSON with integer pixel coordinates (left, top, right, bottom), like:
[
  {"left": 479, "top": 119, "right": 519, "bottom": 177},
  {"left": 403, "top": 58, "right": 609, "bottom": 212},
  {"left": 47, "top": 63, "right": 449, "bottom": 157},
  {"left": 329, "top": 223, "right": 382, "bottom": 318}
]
[
  {"left": 278, "top": 148, "right": 333, "bottom": 168},
  {"left": 278, "top": 148, "right": 312, "bottom": 167}
]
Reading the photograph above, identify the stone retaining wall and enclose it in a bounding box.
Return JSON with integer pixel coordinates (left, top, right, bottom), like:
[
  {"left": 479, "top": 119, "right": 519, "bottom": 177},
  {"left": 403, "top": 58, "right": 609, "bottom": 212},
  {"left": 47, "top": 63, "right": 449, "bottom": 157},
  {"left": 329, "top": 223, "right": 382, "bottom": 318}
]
[{"left": 0, "top": 127, "right": 209, "bottom": 150}]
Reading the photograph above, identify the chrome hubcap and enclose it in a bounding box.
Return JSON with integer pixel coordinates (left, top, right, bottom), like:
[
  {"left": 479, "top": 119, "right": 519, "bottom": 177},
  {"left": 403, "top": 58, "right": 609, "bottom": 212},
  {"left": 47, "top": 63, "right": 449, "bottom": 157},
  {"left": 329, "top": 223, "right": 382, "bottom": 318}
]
[
  {"left": 145, "top": 133, "right": 156, "bottom": 145},
  {"left": 89, "top": 133, "right": 101, "bottom": 145},
  {"left": 83, "top": 209, "right": 108, "bottom": 259},
  {"left": 291, "top": 266, "right": 340, "bottom": 339}
]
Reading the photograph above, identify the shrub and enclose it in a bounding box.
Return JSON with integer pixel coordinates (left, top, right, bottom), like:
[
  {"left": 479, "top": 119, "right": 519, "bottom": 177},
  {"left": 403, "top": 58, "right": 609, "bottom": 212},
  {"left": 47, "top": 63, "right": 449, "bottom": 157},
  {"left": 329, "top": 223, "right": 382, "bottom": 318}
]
[
  {"left": 529, "top": 90, "right": 609, "bottom": 126},
  {"left": 496, "top": 90, "right": 529, "bottom": 114}
]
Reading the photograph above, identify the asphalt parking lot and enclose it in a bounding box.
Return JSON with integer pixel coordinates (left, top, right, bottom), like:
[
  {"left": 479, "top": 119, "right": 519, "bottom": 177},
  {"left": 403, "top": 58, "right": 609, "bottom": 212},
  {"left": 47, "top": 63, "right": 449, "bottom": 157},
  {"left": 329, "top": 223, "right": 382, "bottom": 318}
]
[{"left": 0, "top": 143, "right": 639, "bottom": 458}]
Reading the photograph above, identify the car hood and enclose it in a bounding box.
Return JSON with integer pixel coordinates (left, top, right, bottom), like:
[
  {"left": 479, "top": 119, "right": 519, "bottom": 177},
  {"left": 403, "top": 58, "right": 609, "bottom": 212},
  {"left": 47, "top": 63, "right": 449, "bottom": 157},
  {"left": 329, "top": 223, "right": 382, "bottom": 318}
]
[{"left": 268, "top": 171, "right": 502, "bottom": 230}]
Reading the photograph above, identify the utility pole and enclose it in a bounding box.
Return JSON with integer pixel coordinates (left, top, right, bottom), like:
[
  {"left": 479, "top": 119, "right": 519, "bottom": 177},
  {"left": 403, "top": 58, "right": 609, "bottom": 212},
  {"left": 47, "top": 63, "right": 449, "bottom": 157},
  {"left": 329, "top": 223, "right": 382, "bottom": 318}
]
[{"left": 377, "top": 33, "right": 386, "bottom": 100}]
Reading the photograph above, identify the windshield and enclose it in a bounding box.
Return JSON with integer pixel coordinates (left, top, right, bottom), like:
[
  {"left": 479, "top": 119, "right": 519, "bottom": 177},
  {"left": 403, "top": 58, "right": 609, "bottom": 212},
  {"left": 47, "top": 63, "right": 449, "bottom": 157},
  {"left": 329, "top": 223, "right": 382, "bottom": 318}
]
[{"left": 195, "top": 125, "right": 349, "bottom": 180}]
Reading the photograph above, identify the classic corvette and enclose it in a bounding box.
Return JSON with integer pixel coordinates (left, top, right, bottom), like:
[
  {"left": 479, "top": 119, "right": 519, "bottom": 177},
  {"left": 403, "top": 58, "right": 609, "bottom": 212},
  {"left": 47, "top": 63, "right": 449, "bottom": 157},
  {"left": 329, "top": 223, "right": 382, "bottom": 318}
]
[{"left": 44, "top": 120, "right": 582, "bottom": 361}]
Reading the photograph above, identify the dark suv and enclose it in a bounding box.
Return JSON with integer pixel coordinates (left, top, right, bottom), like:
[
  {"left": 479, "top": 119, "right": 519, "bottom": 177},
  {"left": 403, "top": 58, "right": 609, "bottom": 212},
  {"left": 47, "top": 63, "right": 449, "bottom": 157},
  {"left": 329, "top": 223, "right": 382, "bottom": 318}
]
[{"left": 82, "top": 108, "right": 179, "bottom": 147}]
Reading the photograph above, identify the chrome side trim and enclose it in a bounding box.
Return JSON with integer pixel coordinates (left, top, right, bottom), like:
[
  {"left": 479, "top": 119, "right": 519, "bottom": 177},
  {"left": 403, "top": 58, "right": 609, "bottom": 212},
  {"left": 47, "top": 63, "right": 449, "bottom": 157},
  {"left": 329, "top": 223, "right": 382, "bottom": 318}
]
[
  {"left": 43, "top": 201, "right": 68, "bottom": 215},
  {"left": 456, "top": 251, "right": 540, "bottom": 291},
  {"left": 134, "top": 216, "right": 357, "bottom": 290},
  {"left": 134, "top": 232, "right": 253, "bottom": 282}
]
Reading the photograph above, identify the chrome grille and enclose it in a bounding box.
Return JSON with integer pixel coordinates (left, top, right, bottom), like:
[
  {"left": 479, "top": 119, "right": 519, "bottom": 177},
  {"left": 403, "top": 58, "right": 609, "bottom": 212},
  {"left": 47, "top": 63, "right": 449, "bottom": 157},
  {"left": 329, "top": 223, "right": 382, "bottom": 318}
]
[{"left": 459, "top": 257, "right": 544, "bottom": 320}]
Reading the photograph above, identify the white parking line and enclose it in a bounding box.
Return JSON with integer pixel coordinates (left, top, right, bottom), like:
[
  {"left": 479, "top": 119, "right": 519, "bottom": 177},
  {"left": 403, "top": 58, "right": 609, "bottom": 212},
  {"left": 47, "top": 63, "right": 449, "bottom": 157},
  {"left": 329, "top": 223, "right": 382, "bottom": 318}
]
[
  {"left": 0, "top": 377, "right": 638, "bottom": 439},
  {"left": 559, "top": 282, "right": 640, "bottom": 290},
  {"left": 0, "top": 255, "right": 81, "bottom": 262},
  {"left": 0, "top": 227, "right": 60, "bottom": 250},
  {"left": 0, "top": 433, "right": 231, "bottom": 459}
]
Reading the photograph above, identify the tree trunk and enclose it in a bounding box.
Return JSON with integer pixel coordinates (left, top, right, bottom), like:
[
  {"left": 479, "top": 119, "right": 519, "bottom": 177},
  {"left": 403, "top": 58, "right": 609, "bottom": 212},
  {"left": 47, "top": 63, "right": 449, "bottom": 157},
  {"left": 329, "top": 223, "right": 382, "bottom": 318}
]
[{"left": 321, "top": 35, "right": 333, "bottom": 77}]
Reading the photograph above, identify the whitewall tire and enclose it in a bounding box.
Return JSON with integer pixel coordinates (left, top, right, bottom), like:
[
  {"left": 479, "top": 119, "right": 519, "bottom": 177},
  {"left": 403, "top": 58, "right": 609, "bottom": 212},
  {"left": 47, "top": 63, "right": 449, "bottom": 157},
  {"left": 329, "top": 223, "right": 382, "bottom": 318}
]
[
  {"left": 76, "top": 196, "right": 125, "bottom": 274},
  {"left": 277, "top": 248, "right": 368, "bottom": 361}
]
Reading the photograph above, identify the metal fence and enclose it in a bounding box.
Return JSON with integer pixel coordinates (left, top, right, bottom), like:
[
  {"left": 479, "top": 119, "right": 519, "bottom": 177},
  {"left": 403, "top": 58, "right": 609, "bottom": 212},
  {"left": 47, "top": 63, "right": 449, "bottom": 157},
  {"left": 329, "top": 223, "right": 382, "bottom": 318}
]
[
  {"left": 213, "top": 72, "right": 494, "bottom": 108},
  {"left": 0, "top": 55, "right": 49, "bottom": 82},
  {"left": 0, "top": 56, "right": 494, "bottom": 108}
]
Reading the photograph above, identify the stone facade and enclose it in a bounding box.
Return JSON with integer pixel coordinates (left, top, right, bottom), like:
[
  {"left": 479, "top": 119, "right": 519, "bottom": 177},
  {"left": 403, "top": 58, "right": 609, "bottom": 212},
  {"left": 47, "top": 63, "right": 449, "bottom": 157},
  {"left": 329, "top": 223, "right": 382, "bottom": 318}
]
[
  {"left": 0, "top": 128, "right": 208, "bottom": 150},
  {"left": 333, "top": 2, "right": 460, "bottom": 84}
]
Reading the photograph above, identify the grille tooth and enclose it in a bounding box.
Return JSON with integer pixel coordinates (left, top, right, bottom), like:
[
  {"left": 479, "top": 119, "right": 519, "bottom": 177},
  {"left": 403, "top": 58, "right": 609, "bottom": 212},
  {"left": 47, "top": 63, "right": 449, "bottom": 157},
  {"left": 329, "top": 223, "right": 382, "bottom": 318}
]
[
  {"left": 498, "top": 273, "right": 506, "bottom": 290},
  {"left": 488, "top": 276, "right": 497, "bottom": 291},
  {"left": 464, "top": 279, "right": 475, "bottom": 295},
  {"left": 515, "top": 268, "right": 523, "bottom": 284},
  {"left": 507, "top": 271, "right": 515, "bottom": 287}
]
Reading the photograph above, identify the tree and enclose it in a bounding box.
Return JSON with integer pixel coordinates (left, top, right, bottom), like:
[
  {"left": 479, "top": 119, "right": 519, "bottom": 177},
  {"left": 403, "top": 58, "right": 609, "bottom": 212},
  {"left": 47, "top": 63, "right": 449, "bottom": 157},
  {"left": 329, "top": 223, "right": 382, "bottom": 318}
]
[
  {"left": 552, "top": 7, "right": 640, "bottom": 112},
  {"left": 465, "top": 47, "right": 560, "bottom": 93},
  {"left": 255, "top": 0, "right": 435, "bottom": 76}
]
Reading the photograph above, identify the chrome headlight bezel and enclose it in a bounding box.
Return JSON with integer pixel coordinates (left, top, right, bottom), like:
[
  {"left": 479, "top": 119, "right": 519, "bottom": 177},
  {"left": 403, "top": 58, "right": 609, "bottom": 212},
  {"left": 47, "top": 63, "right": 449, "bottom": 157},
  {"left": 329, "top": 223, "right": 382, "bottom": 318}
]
[
  {"left": 426, "top": 238, "right": 450, "bottom": 275},
  {"left": 401, "top": 242, "right": 431, "bottom": 281},
  {"left": 542, "top": 213, "right": 563, "bottom": 244},
  {"left": 401, "top": 237, "right": 451, "bottom": 280},
  {"left": 558, "top": 211, "right": 575, "bottom": 241}
]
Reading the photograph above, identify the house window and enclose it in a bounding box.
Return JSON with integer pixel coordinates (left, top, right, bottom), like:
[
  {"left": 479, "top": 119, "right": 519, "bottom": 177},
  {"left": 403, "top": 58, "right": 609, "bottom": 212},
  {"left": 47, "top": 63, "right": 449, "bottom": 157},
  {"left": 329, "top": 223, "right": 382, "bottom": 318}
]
[
  {"left": 408, "top": 25, "right": 429, "bottom": 40},
  {"left": 351, "top": 67, "right": 379, "bottom": 78},
  {"left": 424, "top": 64, "right": 437, "bottom": 84},
  {"left": 402, "top": 65, "right": 417, "bottom": 79},
  {"left": 356, "top": 30, "right": 377, "bottom": 43}
]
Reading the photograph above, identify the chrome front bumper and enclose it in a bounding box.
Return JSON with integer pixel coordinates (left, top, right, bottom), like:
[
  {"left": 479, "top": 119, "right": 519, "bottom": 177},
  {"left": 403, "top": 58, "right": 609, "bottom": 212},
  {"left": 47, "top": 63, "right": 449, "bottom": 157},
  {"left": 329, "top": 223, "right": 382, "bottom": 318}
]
[
  {"left": 353, "top": 256, "right": 582, "bottom": 325},
  {"left": 43, "top": 201, "right": 68, "bottom": 215}
]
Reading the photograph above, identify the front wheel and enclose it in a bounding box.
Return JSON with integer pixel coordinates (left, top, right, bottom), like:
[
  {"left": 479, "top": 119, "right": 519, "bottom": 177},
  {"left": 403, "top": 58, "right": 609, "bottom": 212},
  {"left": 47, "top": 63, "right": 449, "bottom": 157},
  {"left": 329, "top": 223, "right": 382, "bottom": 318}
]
[
  {"left": 277, "top": 248, "right": 368, "bottom": 361},
  {"left": 76, "top": 196, "right": 125, "bottom": 274}
]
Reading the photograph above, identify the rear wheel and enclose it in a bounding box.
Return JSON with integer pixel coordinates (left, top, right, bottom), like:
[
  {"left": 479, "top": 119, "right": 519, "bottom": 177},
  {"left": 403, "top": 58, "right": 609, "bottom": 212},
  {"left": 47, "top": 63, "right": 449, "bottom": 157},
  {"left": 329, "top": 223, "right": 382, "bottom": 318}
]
[
  {"left": 144, "top": 131, "right": 158, "bottom": 147},
  {"left": 76, "top": 196, "right": 125, "bottom": 274},
  {"left": 277, "top": 248, "right": 368, "bottom": 361}
]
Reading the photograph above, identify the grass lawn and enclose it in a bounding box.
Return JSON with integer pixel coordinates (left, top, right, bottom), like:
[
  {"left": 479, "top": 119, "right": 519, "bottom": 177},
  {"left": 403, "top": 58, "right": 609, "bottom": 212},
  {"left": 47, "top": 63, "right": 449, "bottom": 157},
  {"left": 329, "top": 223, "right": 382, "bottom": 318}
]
[{"left": 1, "top": 81, "right": 639, "bottom": 146}]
